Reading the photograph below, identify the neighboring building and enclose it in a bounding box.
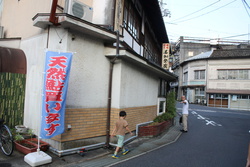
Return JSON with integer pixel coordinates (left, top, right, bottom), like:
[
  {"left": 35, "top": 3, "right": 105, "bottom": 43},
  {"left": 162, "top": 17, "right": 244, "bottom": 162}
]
[
  {"left": 0, "top": 0, "right": 177, "bottom": 152},
  {"left": 179, "top": 48, "right": 250, "bottom": 111},
  {"left": 171, "top": 36, "right": 250, "bottom": 101}
]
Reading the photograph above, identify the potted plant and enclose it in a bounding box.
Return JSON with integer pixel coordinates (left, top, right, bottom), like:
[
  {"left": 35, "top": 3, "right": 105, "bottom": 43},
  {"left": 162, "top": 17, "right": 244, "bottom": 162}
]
[
  {"left": 15, "top": 125, "right": 28, "bottom": 133},
  {"left": 14, "top": 132, "right": 38, "bottom": 154},
  {"left": 138, "top": 91, "right": 177, "bottom": 137},
  {"left": 14, "top": 128, "right": 50, "bottom": 154}
]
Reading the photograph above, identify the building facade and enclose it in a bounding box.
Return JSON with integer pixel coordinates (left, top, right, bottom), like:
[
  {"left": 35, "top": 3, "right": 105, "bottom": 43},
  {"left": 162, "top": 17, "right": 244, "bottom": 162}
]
[
  {"left": 171, "top": 36, "right": 250, "bottom": 101},
  {"left": 0, "top": 0, "right": 177, "bottom": 152},
  {"left": 179, "top": 48, "right": 250, "bottom": 111}
]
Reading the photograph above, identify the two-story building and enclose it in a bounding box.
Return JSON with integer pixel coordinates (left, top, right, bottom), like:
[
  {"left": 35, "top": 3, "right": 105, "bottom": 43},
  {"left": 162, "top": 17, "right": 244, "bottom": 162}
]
[
  {"left": 179, "top": 48, "right": 250, "bottom": 110},
  {"left": 0, "top": 0, "right": 177, "bottom": 154},
  {"left": 171, "top": 36, "right": 249, "bottom": 101}
]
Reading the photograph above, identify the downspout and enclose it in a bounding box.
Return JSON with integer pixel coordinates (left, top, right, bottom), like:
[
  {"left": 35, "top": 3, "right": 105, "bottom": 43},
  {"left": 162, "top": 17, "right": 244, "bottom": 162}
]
[
  {"left": 46, "top": 25, "right": 50, "bottom": 48},
  {"left": 105, "top": 30, "right": 120, "bottom": 147},
  {"left": 105, "top": 0, "right": 122, "bottom": 148}
]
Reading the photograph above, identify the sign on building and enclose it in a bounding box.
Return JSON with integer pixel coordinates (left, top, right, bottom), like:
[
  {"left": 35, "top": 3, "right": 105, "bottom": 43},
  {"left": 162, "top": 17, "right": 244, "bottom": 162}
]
[{"left": 162, "top": 43, "right": 170, "bottom": 70}]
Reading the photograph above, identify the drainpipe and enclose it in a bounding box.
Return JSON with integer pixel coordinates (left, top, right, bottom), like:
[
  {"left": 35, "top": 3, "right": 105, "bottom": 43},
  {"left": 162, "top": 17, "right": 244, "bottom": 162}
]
[{"left": 105, "top": 30, "right": 120, "bottom": 147}]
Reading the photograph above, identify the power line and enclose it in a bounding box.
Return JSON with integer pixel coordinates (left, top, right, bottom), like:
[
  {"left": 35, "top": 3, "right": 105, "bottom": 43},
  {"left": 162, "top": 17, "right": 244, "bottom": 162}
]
[
  {"left": 221, "top": 33, "right": 250, "bottom": 39},
  {"left": 243, "top": 0, "right": 250, "bottom": 9},
  {"left": 170, "top": 0, "right": 237, "bottom": 24},
  {"left": 171, "top": 0, "right": 221, "bottom": 22},
  {"left": 242, "top": 0, "right": 250, "bottom": 17}
]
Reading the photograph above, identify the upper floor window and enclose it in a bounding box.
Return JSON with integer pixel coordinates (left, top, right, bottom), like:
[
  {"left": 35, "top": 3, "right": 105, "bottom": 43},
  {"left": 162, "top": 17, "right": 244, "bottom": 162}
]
[
  {"left": 143, "top": 25, "right": 161, "bottom": 65},
  {"left": 123, "top": 0, "right": 140, "bottom": 41},
  {"left": 194, "top": 70, "right": 205, "bottom": 80},
  {"left": 188, "top": 51, "right": 194, "bottom": 57},
  {"left": 218, "top": 69, "right": 249, "bottom": 80},
  {"left": 195, "top": 87, "right": 205, "bottom": 96}
]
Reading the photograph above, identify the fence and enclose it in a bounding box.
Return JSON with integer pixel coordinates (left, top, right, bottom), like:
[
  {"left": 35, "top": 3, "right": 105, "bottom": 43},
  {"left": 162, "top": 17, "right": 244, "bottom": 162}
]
[{"left": 0, "top": 72, "right": 26, "bottom": 129}]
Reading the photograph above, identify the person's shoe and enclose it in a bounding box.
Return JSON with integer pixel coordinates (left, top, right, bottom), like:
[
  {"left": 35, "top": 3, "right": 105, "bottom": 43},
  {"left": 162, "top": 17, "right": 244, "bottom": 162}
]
[
  {"left": 122, "top": 149, "right": 129, "bottom": 155},
  {"left": 180, "top": 130, "right": 188, "bottom": 133},
  {"left": 112, "top": 154, "right": 119, "bottom": 158}
]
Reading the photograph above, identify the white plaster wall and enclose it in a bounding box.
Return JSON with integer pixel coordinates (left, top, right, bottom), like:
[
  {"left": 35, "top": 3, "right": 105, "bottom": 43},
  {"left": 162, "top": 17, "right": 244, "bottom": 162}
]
[
  {"left": 66, "top": 31, "right": 110, "bottom": 108},
  {"left": 21, "top": 27, "right": 111, "bottom": 134},
  {"left": 0, "top": 39, "right": 21, "bottom": 48},
  {"left": 207, "top": 59, "right": 250, "bottom": 90},
  {"left": 21, "top": 32, "right": 48, "bottom": 134},
  {"left": 112, "top": 60, "right": 122, "bottom": 108},
  {"left": 92, "top": 0, "right": 113, "bottom": 24},
  {"left": 115, "top": 60, "right": 159, "bottom": 108}
]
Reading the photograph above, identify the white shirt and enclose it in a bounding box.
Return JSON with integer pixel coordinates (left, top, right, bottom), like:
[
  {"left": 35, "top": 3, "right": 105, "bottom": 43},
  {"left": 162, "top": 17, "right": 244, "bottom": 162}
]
[{"left": 182, "top": 100, "right": 189, "bottom": 115}]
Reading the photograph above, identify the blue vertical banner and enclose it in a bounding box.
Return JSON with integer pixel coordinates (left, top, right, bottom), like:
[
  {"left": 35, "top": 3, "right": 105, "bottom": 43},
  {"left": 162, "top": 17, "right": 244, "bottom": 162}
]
[{"left": 40, "top": 51, "right": 73, "bottom": 139}]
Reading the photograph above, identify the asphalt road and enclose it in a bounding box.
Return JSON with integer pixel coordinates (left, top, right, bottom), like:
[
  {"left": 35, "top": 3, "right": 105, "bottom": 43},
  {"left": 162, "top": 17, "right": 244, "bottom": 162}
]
[{"left": 111, "top": 104, "right": 250, "bottom": 167}]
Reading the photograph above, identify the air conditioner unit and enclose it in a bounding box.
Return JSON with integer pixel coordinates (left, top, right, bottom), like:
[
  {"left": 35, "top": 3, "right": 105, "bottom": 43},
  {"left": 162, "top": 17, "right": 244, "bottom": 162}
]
[{"left": 66, "top": 0, "right": 93, "bottom": 22}]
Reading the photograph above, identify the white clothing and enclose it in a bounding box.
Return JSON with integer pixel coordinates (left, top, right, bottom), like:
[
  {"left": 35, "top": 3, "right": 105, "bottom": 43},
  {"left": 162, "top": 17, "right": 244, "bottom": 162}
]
[{"left": 182, "top": 100, "right": 189, "bottom": 114}]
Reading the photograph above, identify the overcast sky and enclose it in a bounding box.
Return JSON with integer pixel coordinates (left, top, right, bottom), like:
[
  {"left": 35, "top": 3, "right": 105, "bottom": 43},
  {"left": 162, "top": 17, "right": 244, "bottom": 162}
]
[{"left": 162, "top": 0, "right": 250, "bottom": 43}]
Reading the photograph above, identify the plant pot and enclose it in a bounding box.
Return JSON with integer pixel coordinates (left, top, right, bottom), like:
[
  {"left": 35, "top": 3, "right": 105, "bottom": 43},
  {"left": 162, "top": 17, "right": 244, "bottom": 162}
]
[
  {"left": 138, "top": 120, "right": 172, "bottom": 137},
  {"left": 25, "top": 138, "right": 50, "bottom": 152},
  {"left": 15, "top": 125, "right": 28, "bottom": 133},
  {"left": 14, "top": 140, "right": 38, "bottom": 154}
]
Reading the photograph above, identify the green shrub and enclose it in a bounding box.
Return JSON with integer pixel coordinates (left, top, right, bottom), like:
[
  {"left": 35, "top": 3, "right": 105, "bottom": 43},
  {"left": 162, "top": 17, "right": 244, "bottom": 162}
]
[
  {"left": 153, "top": 112, "right": 174, "bottom": 123},
  {"left": 153, "top": 91, "right": 176, "bottom": 123},
  {"left": 166, "top": 91, "right": 176, "bottom": 117}
]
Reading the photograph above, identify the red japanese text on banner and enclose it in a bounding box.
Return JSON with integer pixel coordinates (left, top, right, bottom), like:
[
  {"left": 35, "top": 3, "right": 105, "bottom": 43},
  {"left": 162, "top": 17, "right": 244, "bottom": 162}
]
[{"left": 40, "top": 51, "right": 73, "bottom": 139}]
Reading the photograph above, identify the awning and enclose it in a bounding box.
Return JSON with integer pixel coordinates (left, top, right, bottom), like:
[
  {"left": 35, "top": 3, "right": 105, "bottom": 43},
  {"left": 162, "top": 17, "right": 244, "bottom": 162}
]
[{"left": 0, "top": 47, "right": 26, "bottom": 74}]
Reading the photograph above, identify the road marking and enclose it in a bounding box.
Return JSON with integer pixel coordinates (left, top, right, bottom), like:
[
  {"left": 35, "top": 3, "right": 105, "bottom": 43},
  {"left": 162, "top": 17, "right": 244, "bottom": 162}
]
[
  {"left": 191, "top": 111, "right": 197, "bottom": 115},
  {"left": 197, "top": 114, "right": 206, "bottom": 120},
  {"left": 177, "top": 108, "right": 216, "bottom": 113},
  {"left": 205, "top": 120, "right": 216, "bottom": 126},
  {"left": 191, "top": 111, "right": 222, "bottom": 127}
]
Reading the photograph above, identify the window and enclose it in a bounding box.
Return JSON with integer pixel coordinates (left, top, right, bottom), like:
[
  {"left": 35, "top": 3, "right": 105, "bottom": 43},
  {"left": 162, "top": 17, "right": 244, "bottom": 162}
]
[
  {"left": 218, "top": 70, "right": 227, "bottom": 79},
  {"left": 218, "top": 69, "right": 250, "bottom": 80},
  {"left": 239, "top": 70, "right": 248, "bottom": 79},
  {"left": 222, "top": 94, "right": 228, "bottom": 99},
  {"left": 228, "top": 70, "right": 237, "bottom": 79},
  {"left": 194, "top": 70, "right": 205, "bottom": 80},
  {"left": 195, "top": 87, "right": 205, "bottom": 96},
  {"left": 188, "top": 51, "right": 194, "bottom": 57},
  {"left": 215, "top": 94, "right": 222, "bottom": 99},
  {"left": 143, "top": 26, "right": 161, "bottom": 65},
  {"left": 158, "top": 101, "right": 165, "bottom": 114},
  {"left": 123, "top": 0, "right": 140, "bottom": 41},
  {"left": 232, "top": 95, "right": 250, "bottom": 101}
]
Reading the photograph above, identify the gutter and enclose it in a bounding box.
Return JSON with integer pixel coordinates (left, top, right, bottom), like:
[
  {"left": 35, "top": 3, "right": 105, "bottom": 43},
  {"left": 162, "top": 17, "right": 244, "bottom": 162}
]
[{"left": 105, "top": 30, "right": 120, "bottom": 148}]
